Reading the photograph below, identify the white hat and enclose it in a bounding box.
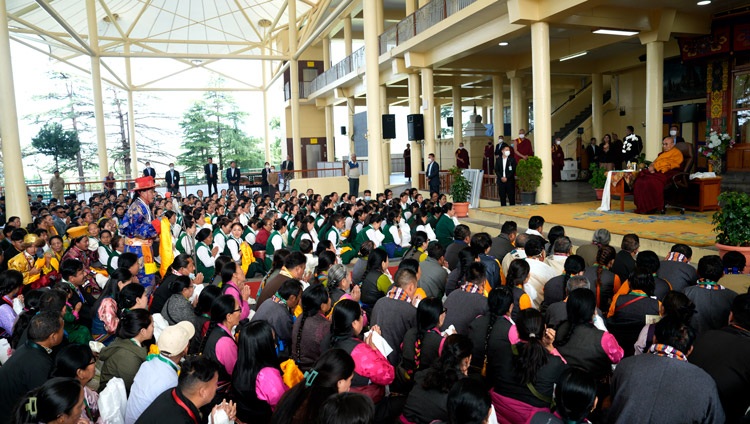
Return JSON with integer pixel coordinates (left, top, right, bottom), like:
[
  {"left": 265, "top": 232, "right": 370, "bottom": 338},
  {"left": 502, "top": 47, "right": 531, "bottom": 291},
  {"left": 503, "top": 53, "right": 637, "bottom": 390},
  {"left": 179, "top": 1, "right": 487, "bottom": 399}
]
[{"left": 157, "top": 321, "right": 195, "bottom": 356}]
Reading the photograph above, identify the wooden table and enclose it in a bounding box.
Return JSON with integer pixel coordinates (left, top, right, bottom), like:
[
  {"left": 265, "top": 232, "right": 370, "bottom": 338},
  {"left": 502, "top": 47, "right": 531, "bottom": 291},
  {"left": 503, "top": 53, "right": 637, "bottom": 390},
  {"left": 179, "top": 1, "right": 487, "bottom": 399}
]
[
  {"left": 609, "top": 171, "right": 639, "bottom": 212},
  {"left": 684, "top": 177, "right": 722, "bottom": 212}
]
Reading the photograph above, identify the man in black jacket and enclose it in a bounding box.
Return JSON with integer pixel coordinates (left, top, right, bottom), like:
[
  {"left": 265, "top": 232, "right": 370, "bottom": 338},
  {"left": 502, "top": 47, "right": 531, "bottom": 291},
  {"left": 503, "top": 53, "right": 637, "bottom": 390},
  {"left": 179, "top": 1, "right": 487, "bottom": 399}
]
[
  {"left": 426, "top": 153, "right": 440, "bottom": 196},
  {"left": 612, "top": 233, "right": 639, "bottom": 284},
  {"left": 280, "top": 155, "right": 294, "bottom": 191},
  {"left": 495, "top": 144, "right": 516, "bottom": 206},
  {"left": 165, "top": 163, "right": 180, "bottom": 195},
  {"left": 136, "top": 356, "right": 233, "bottom": 424},
  {"left": 61, "top": 259, "right": 96, "bottom": 328},
  {"left": 0, "top": 311, "right": 64, "bottom": 424},
  {"left": 204, "top": 158, "right": 218, "bottom": 197},
  {"left": 226, "top": 161, "right": 240, "bottom": 195}
]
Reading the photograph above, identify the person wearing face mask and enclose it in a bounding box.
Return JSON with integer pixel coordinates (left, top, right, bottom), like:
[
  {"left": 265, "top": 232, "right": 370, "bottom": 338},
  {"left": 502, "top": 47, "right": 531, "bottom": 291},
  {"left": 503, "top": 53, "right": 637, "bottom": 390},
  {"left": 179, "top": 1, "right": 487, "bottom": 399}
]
[
  {"left": 495, "top": 145, "right": 516, "bottom": 206},
  {"left": 426, "top": 153, "right": 441, "bottom": 196},
  {"left": 495, "top": 135, "right": 512, "bottom": 159},
  {"left": 165, "top": 163, "right": 180, "bottom": 195},
  {"left": 669, "top": 124, "right": 685, "bottom": 144},
  {"left": 261, "top": 162, "right": 270, "bottom": 196},
  {"left": 551, "top": 138, "right": 565, "bottom": 187},
  {"left": 513, "top": 129, "right": 534, "bottom": 162},
  {"left": 455, "top": 142, "right": 470, "bottom": 169}
]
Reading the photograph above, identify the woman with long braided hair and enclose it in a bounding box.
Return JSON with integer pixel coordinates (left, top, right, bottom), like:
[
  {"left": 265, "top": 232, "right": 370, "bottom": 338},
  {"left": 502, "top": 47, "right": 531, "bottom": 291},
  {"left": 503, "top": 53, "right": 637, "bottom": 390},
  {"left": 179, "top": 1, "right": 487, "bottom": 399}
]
[
  {"left": 400, "top": 297, "right": 446, "bottom": 377},
  {"left": 583, "top": 245, "right": 620, "bottom": 311},
  {"left": 291, "top": 284, "right": 331, "bottom": 371},
  {"left": 468, "top": 285, "right": 514, "bottom": 375}
]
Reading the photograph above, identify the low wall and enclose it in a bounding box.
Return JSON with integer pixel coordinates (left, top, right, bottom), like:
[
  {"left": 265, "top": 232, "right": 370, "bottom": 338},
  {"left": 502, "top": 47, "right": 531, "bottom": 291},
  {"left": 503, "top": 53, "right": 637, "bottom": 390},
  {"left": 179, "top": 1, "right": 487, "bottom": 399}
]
[{"left": 290, "top": 175, "right": 369, "bottom": 196}]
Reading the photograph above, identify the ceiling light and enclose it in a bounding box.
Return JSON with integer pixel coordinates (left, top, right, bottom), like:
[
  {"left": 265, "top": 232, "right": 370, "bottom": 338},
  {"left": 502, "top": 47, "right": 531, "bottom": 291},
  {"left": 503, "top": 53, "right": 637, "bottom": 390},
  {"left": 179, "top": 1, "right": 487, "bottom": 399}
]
[
  {"left": 498, "top": 42, "right": 509, "bottom": 46},
  {"left": 592, "top": 28, "right": 638, "bottom": 36},
  {"left": 191, "top": 59, "right": 203, "bottom": 65},
  {"left": 559, "top": 51, "right": 588, "bottom": 62},
  {"left": 697, "top": 0, "right": 711, "bottom": 5}
]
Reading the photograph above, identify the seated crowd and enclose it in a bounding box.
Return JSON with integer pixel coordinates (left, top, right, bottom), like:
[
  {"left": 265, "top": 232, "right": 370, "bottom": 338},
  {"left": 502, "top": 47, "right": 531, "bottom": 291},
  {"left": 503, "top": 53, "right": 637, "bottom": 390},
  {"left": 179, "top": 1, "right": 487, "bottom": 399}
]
[{"left": 0, "top": 185, "right": 748, "bottom": 424}]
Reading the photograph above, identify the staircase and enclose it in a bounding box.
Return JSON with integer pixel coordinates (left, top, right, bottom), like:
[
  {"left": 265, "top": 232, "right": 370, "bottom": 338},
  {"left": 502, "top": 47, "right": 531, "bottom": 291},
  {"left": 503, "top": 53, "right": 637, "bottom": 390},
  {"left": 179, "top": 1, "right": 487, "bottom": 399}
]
[
  {"left": 720, "top": 171, "right": 750, "bottom": 195},
  {"left": 553, "top": 90, "right": 611, "bottom": 140}
]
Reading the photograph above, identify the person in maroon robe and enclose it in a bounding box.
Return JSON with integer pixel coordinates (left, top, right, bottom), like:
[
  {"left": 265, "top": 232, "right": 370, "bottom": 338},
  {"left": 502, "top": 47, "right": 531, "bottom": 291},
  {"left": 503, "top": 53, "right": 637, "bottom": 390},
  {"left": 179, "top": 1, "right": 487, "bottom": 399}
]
[
  {"left": 513, "top": 129, "right": 534, "bottom": 162},
  {"left": 404, "top": 144, "right": 412, "bottom": 180},
  {"left": 455, "top": 143, "right": 470, "bottom": 169},
  {"left": 483, "top": 140, "right": 495, "bottom": 175},
  {"left": 552, "top": 137, "right": 565, "bottom": 186}
]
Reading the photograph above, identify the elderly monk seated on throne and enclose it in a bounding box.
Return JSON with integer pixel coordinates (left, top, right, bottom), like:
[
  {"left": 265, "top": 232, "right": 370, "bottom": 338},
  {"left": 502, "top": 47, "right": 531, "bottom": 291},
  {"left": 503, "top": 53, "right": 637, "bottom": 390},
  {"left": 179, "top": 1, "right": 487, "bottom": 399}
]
[{"left": 633, "top": 136, "right": 683, "bottom": 214}]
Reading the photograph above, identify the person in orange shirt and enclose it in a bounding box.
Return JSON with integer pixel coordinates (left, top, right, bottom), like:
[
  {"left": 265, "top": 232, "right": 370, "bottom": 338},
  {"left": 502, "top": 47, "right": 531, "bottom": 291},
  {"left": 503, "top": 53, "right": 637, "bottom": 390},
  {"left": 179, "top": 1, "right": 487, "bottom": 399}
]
[{"left": 632, "top": 136, "right": 683, "bottom": 214}]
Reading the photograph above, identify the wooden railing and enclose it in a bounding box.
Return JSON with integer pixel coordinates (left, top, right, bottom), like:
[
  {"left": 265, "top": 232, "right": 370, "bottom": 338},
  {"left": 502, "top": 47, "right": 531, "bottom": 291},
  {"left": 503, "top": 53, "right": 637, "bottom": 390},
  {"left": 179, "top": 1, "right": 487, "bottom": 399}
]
[{"left": 417, "top": 171, "right": 520, "bottom": 203}]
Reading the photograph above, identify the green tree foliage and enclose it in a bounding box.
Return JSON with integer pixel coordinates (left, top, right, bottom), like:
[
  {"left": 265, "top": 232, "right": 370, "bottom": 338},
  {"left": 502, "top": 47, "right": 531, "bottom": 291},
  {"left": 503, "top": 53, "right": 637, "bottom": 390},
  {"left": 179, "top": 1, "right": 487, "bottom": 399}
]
[
  {"left": 269, "top": 116, "right": 283, "bottom": 165},
  {"left": 179, "top": 86, "right": 264, "bottom": 172},
  {"left": 31, "top": 122, "right": 81, "bottom": 171}
]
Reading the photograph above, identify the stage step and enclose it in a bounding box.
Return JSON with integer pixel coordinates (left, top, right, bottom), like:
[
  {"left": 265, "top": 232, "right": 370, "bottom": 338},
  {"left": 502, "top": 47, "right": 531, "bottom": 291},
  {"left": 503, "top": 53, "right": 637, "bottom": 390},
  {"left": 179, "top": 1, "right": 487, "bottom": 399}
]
[{"left": 463, "top": 208, "right": 717, "bottom": 262}]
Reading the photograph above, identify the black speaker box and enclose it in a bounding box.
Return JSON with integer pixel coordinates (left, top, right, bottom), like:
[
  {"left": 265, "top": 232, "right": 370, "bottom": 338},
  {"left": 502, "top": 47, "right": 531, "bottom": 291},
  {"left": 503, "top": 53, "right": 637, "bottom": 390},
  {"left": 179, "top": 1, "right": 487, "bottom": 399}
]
[
  {"left": 341, "top": 126, "right": 346, "bottom": 135},
  {"left": 447, "top": 117, "right": 454, "bottom": 127},
  {"left": 382, "top": 114, "right": 396, "bottom": 139},
  {"left": 407, "top": 114, "right": 424, "bottom": 141}
]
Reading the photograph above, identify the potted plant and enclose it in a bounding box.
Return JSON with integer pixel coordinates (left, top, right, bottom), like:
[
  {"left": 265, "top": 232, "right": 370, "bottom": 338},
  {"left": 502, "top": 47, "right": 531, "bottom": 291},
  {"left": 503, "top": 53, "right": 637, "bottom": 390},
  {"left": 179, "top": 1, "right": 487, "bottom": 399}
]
[
  {"left": 713, "top": 191, "right": 750, "bottom": 272},
  {"left": 588, "top": 163, "right": 607, "bottom": 200},
  {"left": 516, "top": 156, "right": 543, "bottom": 205},
  {"left": 449, "top": 166, "right": 472, "bottom": 217}
]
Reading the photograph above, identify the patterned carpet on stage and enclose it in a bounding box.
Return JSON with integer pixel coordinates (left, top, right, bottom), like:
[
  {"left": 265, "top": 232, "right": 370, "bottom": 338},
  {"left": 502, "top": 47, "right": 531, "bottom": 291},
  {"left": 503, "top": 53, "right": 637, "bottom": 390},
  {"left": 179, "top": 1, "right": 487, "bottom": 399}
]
[{"left": 478, "top": 201, "right": 716, "bottom": 247}]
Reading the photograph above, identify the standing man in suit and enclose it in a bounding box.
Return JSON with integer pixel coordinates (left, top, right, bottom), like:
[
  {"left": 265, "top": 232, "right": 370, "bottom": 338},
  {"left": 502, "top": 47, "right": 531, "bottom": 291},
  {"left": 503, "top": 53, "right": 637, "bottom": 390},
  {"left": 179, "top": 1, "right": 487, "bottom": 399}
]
[
  {"left": 495, "top": 144, "right": 516, "bottom": 206},
  {"left": 204, "top": 157, "right": 218, "bottom": 197},
  {"left": 226, "top": 161, "right": 240, "bottom": 195},
  {"left": 280, "top": 155, "right": 294, "bottom": 192},
  {"left": 585, "top": 137, "right": 599, "bottom": 168},
  {"left": 165, "top": 163, "right": 180, "bottom": 195},
  {"left": 261, "top": 162, "right": 270, "bottom": 196},
  {"left": 426, "top": 153, "right": 440, "bottom": 196},
  {"left": 143, "top": 162, "right": 156, "bottom": 178}
]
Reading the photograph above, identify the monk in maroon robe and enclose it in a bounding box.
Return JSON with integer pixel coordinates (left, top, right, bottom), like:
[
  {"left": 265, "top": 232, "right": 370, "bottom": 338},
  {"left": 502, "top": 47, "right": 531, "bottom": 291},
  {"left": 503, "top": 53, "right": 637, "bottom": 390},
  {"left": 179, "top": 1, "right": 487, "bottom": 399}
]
[{"left": 455, "top": 143, "right": 470, "bottom": 169}]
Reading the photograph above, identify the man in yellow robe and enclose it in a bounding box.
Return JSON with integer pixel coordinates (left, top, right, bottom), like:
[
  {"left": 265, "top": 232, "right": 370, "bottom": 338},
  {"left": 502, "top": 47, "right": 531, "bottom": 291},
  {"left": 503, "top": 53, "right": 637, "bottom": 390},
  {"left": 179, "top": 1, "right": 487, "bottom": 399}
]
[{"left": 633, "top": 137, "right": 684, "bottom": 214}]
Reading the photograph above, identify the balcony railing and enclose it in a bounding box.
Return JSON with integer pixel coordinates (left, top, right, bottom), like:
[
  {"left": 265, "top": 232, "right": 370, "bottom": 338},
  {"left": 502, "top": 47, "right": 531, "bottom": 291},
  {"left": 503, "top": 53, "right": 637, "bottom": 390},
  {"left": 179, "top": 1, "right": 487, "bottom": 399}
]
[
  {"left": 379, "top": 0, "right": 476, "bottom": 55},
  {"left": 308, "top": 46, "right": 366, "bottom": 95}
]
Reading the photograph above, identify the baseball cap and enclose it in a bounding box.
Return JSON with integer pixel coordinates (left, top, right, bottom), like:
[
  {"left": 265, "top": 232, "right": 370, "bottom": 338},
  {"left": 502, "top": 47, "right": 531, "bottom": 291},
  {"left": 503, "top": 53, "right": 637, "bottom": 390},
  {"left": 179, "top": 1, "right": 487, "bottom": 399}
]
[{"left": 157, "top": 321, "right": 195, "bottom": 356}]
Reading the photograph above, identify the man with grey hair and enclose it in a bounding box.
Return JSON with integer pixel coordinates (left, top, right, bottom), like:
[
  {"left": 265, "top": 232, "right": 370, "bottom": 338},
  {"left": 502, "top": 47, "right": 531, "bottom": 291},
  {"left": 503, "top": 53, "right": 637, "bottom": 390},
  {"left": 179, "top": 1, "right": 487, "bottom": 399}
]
[
  {"left": 546, "top": 236, "right": 573, "bottom": 274},
  {"left": 546, "top": 277, "right": 591, "bottom": 328},
  {"left": 577, "top": 228, "right": 612, "bottom": 267},
  {"left": 502, "top": 233, "right": 529, "bottom": 277}
]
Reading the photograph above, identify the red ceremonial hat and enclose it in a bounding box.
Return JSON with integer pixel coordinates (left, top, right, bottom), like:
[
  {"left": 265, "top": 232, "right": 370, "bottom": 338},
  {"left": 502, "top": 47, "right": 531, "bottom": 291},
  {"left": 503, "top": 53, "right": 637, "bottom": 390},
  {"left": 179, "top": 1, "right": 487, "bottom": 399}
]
[{"left": 133, "top": 176, "right": 156, "bottom": 191}]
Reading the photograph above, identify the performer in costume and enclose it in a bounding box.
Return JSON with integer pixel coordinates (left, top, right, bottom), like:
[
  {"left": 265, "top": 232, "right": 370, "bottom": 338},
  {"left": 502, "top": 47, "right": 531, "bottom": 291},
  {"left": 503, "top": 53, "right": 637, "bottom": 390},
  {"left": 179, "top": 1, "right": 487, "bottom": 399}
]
[{"left": 119, "top": 176, "right": 158, "bottom": 290}]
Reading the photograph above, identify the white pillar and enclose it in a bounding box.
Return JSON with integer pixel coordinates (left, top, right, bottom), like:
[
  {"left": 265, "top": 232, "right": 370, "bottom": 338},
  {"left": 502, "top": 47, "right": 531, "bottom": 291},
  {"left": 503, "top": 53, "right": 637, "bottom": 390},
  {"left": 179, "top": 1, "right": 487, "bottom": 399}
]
[
  {"left": 492, "top": 75, "right": 504, "bottom": 138},
  {"left": 645, "top": 41, "right": 664, "bottom": 159},
  {"left": 88, "top": 0, "right": 108, "bottom": 178},
  {"left": 347, "top": 96, "right": 355, "bottom": 154},
  {"left": 364, "top": 0, "right": 384, "bottom": 193},
  {"left": 406, "top": 0, "right": 418, "bottom": 15},
  {"left": 408, "top": 72, "right": 422, "bottom": 176},
  {"left": 322, "top": 39, "right": 334, "bottom": 161},
  {"left": 592, "top": 73, "right": 603, "bottom": 142},
  {"left": 376, "top": 0, "right": 384, "bottom": 34},
  {"left": 531, "top": 21, "right": 552, "bottom": 204},
  {"left": 452, "top": 85, "right": 463, "bottom": 148},
  {"left": 508, "top": 71, "right": 523, "bottom": 137},
  {"left": 127, "top": 90, "right": 138, "bottom": 178},
  {"left": 344, "top": 16, "right": 353, "bottom": 56},
  {"left": 0, "top": 2, "right": 31, "bottom": 224},
  {"left": 289, "top": 0, "right": 302, "bottom": 177},
  {"left": 380, "top": 86, "right": 391, "bottom": 185},
  {"left": 421, "top": 68, "right": 436, "bottom": 169},
  {"left": 263, "top": 45, "right": 271, "bottom": 161},
  {"left": 124, "top": 43, "right": 138, "bottom": 178}
]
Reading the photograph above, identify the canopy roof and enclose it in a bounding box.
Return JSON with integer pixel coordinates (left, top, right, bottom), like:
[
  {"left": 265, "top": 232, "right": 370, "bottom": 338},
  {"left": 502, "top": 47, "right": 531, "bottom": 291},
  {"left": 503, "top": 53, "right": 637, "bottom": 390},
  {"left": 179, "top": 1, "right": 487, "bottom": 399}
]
[{"left": 6, "top": 0, "right": 336, "bottom": 91}]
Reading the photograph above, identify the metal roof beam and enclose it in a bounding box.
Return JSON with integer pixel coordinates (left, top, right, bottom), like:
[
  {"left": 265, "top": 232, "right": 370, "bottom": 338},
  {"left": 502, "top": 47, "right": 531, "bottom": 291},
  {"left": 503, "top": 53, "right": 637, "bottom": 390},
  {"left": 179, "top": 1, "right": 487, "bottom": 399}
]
[{"left": 34, "top": 0, "right": 95, "bottom": 55}]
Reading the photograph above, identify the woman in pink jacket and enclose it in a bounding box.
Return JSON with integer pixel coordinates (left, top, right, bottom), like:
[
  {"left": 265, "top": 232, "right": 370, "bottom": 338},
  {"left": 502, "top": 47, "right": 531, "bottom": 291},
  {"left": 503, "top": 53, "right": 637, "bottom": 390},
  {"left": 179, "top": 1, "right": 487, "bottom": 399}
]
[{"left": 327, "top": 299, "right": 395, "bottom": 403}]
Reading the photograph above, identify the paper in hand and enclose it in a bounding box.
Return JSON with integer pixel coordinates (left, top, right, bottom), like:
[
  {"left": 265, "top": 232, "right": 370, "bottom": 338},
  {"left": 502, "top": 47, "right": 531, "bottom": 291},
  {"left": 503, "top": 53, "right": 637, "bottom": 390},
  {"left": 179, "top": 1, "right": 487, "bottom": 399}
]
[{"left": 364, "top": 330, "right": 393, "bottom": 358}]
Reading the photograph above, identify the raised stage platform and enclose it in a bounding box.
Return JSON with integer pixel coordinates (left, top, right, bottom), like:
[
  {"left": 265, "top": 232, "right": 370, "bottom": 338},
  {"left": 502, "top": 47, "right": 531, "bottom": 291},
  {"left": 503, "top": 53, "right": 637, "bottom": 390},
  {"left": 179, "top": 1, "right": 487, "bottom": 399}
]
[{"left": 463, "top": 200, "right": 718, "bottom": 261}]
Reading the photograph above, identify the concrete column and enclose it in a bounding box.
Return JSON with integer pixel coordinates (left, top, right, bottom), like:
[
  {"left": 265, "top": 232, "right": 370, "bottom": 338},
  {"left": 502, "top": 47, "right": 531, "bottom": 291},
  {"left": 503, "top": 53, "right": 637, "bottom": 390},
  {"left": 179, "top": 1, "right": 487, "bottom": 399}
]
[
  {"left": 87, "top": 0, "right": 108, "bottom": 178},
  {"left": 376, "top": 0, "right": 385, "bottom": 34},
  {"left": 522, "top": 91, "right": 530, "bottom": 133},
  {"left": 127, "top": 91, "right": 138, "bottom": 178},
  {"left": 492, "top": 75, "right": 504, "bottom": 138},
  {"left": 408, "top": 72, "right": 423, "bottom": 176},
  {"left": 380, "top": 85, "right": 391, "bottom": 185},
  {"left": 482, "top": 106, "right": 489, "bottom": 125},
  {"left": 592, "top": 73, "right": 603, "bottom": 142},
  {"left": 531, "top": 21, "right": 552, "bottom": 204},
  {"left": 452, "top": 85, "right": 463, "bottom": 148},
  {"left": 344, "top": 16, "right": 353, "bottom": 56},
  {"left": 0, "top": 3, "right": 30, "bottom": 224},
  {"left": 645, "top": 41, "right": 664, "bottom": 159},
  {"left": 507, "top": 71, "right": 523, "bottom": 137},
  {"left": 124, "top": 44, "right": 138, "bottom": 178},
  {"left": 289, "top": 0, "right": 302, "bottom": 177},
  {"left": 406, "top": 0, "right": 418, "bottom": 15},
  {"left": 347, "top": 97, "right": 355, "bottom": 154},
  {"left": 364, "top": 0, "right": 384, "bottom": 193},
  {"left": 262, "top": 45, "right": 271, "bottom": 161},
  {"left": 325, "top": 106, "right": 335, "bottom": 161},
  {"left": 322, "top": 38, "right": 331, "bottom": 70},
  {"left": 421, "top": 68, "right": 436, "bottom": 169}
]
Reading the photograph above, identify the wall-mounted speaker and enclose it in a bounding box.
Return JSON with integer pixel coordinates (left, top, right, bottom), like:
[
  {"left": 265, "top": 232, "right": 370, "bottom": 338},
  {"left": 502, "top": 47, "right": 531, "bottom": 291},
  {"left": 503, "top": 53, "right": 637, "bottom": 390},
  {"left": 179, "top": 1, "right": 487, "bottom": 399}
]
[
  {"left": 382, "top": 114, "right": 396, "bottom": 139},
  {"left": 447, "top": 117, "right": 454, "bottom": 127},
  {"left": 340, "top": 126, "right": 346, "bottom": 135},
  {"left": 407, "top": 114, "right": 424, "bottom": 141}
]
